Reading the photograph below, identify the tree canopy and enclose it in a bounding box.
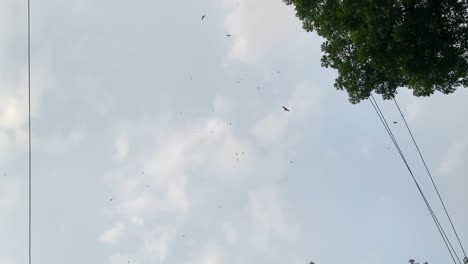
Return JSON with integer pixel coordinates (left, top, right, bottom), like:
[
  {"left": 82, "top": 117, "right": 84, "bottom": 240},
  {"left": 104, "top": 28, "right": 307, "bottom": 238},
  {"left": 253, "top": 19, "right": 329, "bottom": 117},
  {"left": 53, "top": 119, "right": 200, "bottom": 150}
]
[{"left": 284, "top": 0, "right": 468, "bottom": 103}]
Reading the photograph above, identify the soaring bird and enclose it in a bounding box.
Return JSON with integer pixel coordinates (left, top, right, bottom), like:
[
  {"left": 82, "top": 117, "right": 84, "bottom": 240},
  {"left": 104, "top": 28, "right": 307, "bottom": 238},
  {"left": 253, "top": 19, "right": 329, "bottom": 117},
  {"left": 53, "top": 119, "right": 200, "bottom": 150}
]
[
  {"left": 282, "top": 106, "right": 290, "bottom": 112},
  {"left": 201, "top": 14, "right": 205, "bottom": 20}
]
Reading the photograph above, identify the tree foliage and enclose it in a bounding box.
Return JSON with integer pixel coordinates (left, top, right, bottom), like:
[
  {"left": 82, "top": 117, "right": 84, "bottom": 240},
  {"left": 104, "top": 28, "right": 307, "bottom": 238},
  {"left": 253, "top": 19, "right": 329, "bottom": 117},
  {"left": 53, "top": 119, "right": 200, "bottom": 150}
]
[{"left": 284, "top": 0, "right": 468, "bottom": 103}]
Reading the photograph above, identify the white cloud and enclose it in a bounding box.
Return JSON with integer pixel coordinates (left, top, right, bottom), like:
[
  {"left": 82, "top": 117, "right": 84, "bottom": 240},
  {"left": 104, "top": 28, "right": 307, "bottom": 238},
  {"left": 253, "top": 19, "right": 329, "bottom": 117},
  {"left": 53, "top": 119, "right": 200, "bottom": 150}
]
[
  {"left": 143, "top": 226, "right": 174, "bottom": 262},
  {"left": 222, "top": 222, "right": 238, "bottom": 244},
  {"left": 98, "top": 222, "right": 125, "bottom": 245},
  {"left": 252, "top": 112, "right": 289, "bottom": 144},
  {"left": 248, "top": 186, "right": 293, "bottom": 239},
  {"left": 213, "top": 95, "right": 237, "bottom": 115},
  {"left": 0, "top": 256, "right": 16, "bottom": 264},
  {"left": 251, "top": 82, "right": 320, "bottom": 143},
  {"left": 113, "top": 129, "right": 129, "bottom": 162},
  {"left": 439, "top": 140, "right": 468, "bottom": 175},
  {"left": 223, "top": 0, "right": 302, "bottom": 64},
  {"left": 0, "top": 61, "right": 53, "bottom": 162},
  {"left": 0, "top": 177, "right": 21, "bottom": 212},
  {"left": 102, "top": 112, "right": 253, "bottom": 261},
  {"left": 109, "top": 253, "right": 134, "bottom": 264},
  {"left": 360, "top": 143, "right": 373, "bottom": 158},
  {"left": 186, "top": 244, "right": 224, "bottom": 264},
  {"left": 34, "top": 128, "right": 84, "bottom": 154},
  {"left": 115, "top": 117, "right": 251, "bottom": 221},
  {"left": 76, "top": 73, "right": 113, "bottom": 117}
]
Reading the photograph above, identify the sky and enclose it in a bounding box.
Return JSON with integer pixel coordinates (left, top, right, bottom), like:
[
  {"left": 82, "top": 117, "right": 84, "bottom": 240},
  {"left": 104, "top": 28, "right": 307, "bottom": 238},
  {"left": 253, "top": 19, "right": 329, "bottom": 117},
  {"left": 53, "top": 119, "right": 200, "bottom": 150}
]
[{"left": 1, "top": 0, "right": 468, "bottom": 264}]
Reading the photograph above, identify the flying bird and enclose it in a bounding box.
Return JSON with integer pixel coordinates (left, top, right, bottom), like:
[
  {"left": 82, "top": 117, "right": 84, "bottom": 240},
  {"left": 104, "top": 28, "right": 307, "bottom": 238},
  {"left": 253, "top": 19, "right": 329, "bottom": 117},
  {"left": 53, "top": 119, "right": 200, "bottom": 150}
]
[
  {"left": 393, "top": 121, "right": 398, "bottom": 124},
  {"left": 226, "top": 34, "right": 231, "bottom": 37},
  {"left": 283, "top": 106, "right": 290, "bottom": 112},
  {"left": 201, "top": 14, "right": 205, "bottom": 20}
]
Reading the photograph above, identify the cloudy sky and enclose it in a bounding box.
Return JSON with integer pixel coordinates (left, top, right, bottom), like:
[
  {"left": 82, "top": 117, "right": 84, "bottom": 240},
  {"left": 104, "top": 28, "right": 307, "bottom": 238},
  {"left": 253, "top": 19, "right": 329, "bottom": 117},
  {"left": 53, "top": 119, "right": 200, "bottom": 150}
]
[{"left": 1, "top": 0, "right": 468, "bottom": 264}]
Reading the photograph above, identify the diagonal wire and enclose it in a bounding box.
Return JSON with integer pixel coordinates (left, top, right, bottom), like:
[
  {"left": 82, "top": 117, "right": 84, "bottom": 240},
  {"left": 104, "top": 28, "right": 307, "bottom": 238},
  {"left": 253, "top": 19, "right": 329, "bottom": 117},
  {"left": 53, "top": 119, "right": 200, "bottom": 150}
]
[
  {"left": 370, "top": 96, "right": 460, "bottom": 264},
  {"left": 393, "top": 98, "right": 467, "bottom": 259},
  {"left": 369, "top": 95, "right": 460, "bottom": 264}
]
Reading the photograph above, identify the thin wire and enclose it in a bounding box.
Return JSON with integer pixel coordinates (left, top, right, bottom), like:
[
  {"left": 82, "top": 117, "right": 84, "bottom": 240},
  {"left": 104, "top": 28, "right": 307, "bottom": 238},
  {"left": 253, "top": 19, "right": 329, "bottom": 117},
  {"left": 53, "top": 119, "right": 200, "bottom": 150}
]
[
  {"left": 369, "top": 97, "right": 459, "bottom": 264},
  {"left": 369, "top": 95, "right": 460, "bottom": 264},
  {"left": 28, "top": 0, "right": 31, "bottom": 262},
  {"left": 393, "top": 98, "right": 467, "bottom": 259},
  {"left": 370, "top": 96, "right": 460, "bottom": 264},
  {"left": 372, "top": 96, "right": 463, "bottom": 264}
]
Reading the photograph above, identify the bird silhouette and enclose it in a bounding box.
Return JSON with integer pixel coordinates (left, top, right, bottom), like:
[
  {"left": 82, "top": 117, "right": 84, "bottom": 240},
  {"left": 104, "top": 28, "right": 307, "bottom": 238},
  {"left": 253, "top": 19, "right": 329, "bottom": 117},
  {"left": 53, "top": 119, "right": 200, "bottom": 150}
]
[
  {"left": 283, "top": 106, "right": 290, "bottom": 112},
  {"left": 201, "top": 15, "right": 205, "bottom": 20},
  {"left": 226, "top": 34, "right": 231, "bottom": 37},
  {"left": 393, "top": 121, "right": 398, "bottom": 124}
]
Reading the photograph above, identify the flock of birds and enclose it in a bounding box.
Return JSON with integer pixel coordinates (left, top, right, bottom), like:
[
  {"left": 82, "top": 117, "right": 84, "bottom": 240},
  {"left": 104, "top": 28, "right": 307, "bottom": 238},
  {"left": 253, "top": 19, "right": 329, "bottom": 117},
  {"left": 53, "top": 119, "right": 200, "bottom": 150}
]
[
  {"left": 201, "top": 13, "right": 291, "bottom": 113},
  {"left": 107, "top": 18, "right": 295, "bottom": 260},
  {"left": 112, "top": 13, "right": 406, "bottom": 264}
]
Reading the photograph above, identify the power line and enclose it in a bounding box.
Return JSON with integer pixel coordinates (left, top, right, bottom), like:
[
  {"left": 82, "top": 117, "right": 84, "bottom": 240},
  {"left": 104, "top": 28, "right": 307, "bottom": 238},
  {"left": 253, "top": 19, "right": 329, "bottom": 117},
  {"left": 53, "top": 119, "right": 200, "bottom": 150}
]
[
  {"left": 28, "top": 0, "right": 31, "bottom": 262},
  {"left": 369, "top": 95, "right": 460, "bottom": 264},
  {"left": 370, "top": 96, "right": 460, "bottom": 264},
  {"left": 393, "top": 98, "right": 467, "bottom": 259}
]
